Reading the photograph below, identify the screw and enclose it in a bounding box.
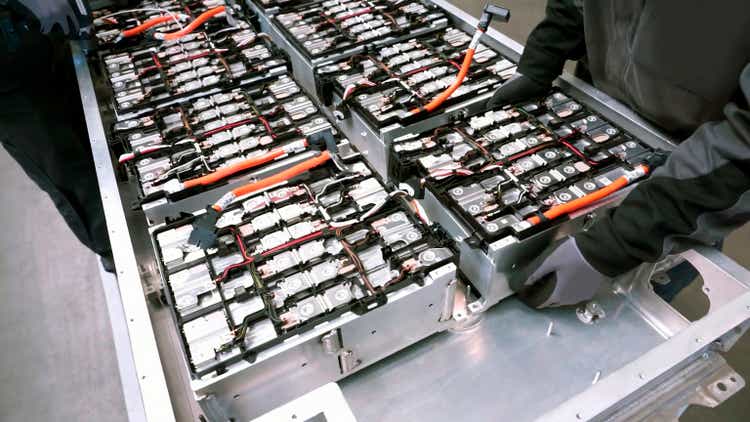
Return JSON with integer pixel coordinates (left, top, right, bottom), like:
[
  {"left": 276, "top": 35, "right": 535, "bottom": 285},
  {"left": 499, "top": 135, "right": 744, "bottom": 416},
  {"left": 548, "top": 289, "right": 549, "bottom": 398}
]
[{"left": 592, "top": 371, "right": 601, "bottom": 385}]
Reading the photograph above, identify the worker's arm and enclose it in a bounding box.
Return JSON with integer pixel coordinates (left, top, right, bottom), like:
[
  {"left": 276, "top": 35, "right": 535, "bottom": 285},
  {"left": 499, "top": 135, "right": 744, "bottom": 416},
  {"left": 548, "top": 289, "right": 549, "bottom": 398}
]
[
  {"left": 487, "top": 0, "right": 585, "bottom": 108},
  {"left": 576, "top": 62, "right": 750, "bottom": 276},
  {"left": 11, "top": 0, "right": 89, "bottom": 35},
  {"left": 510, "top": 63, "right": 750, "bottom": 308},
  {"left": 518, "top": 0, "right": 585, "bottom": 87}
]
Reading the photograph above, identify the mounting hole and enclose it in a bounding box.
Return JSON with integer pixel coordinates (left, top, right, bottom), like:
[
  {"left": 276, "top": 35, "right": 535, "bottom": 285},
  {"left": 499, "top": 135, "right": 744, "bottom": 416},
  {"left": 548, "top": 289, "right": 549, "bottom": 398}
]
[
  {"left": 576, "top": 413, "right": 582, "bottom": 420},
  {"left": 291, "top": 414, "right": 297, "bottom": 420},
  {"left": 141, "top": 376, "right": 146, "bottom": 380},
  {"left": 730, "top": 377, "right": 737, "bottom": 383},
  {"left": 704, "top": 287, "right": 711, "bottom": 293},
  {"left": 718, "top": 382, "right": 728, "bottom": 392},
  {"left": 427, "top": 303, "right": 433, "bottom": 308},
  {"left": 371, "top": 330, "right": 377, "bottom": 335},
  {"left": 233, "top": 394, "right": 241, "bottom": 400},
  {"left": 301, "top": 362, "right": 307, "bottom": 368}
]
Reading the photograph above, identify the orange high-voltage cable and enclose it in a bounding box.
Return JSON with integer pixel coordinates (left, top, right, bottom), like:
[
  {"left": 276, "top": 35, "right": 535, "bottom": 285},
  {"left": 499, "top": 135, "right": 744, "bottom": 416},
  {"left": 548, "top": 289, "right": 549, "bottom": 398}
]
[
  {"left": 211, "top": 150, "right": 331, "bottom": 211},
  {"left": 527, "top": 165, "right": 650, "bottom": 226},
  {"left": 409, "top": 4, "right": 510, "bottom": 116},
  {"left": 188, "top": 151, "right": 332, "bottom": 248},
  {"left": 122, "top": 15, "right": 175, "bottom": 38},
  {"left": 155, "top": 6, "right": 226, "bottom": 41}
]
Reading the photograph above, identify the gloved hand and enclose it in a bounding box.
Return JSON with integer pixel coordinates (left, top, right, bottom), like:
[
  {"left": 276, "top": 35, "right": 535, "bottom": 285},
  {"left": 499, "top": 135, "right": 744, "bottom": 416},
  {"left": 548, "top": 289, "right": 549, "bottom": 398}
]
[
  {"left": 486, "top": 72, "right": 551, "bottom": 109},
  {"left": 20, "top": 0, "right": 84, "bottom": 35},
  {"left": 508, "top": 236, "right": 609, "bottom": 308}
]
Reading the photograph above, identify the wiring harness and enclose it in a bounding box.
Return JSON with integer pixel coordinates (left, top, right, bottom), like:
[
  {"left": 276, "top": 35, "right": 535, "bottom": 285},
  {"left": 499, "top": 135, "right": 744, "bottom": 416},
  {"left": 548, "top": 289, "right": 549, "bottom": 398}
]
[
  {"left": 317, "top": 26, "right": 516, "bottom": 127},
  {"left": 113, "top": 76, "right": 332, "bottom": 203},
  {"left": 152, "top": 142, "right": 453, "bottom": 378},
  {"left": 390, "top": 90, "right": 663, "bottom": 241}
]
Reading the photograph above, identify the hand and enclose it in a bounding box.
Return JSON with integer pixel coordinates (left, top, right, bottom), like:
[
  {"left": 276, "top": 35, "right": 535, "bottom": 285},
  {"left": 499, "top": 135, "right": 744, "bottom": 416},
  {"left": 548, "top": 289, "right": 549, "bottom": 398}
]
[
  {"left": 508, "top": 237, "right": 608, "bottom": 308},
  {"left": 21, "top": 0, "right": 83, "bottom": 35},
  {"left": 486, "top": 72, "right": 551, "bottom": 109}
]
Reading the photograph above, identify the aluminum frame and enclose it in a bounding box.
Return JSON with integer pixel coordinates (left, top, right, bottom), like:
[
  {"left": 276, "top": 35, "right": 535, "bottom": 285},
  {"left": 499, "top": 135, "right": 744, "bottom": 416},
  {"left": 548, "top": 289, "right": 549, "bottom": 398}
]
[
  {"left": 192, "top": 263, "right": 458, "bottom": 420},
  {"left": 73, "top": 42, "right": 176, "bottom": 422},
  {"left": 74, "top": 2, "right": 750, "bottom": 419},
  {"left": 336, "top": 246, "right": 750, "bottom": 422},
  {"left": 245, "top": 0, "right": 450, "bottom": 98}
]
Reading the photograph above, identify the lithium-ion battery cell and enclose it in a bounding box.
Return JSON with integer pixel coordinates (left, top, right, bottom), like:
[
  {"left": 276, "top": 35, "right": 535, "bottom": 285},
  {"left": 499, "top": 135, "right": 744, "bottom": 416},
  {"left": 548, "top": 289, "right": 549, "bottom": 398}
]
[
  {"left": 316, "top": 26, "right": 516, "bottom": 128},
  {"left": 272, "top": 0, "right": 447, "bottom": 60},
  {"left": 101, "top": 20, "right": 288, "bottom": 113},
  {"left": 390, "top": 90, "right": 654, "bottom": 242},
  {"left": 249, "top": 0, "right": 306, "bottom": 14},
  {"left": 113, "top": 75, "right": 334, "bottom": 202},
  {"left": 151, "top": 143, "right": 455, "bottom": 378}
]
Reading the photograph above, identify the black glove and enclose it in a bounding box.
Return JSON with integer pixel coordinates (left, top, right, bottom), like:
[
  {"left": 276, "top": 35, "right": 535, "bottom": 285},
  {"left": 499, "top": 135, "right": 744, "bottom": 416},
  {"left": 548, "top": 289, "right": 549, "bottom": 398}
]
[
  {"left": 508, "top": 237, "right": 608, "bottom": 308},
  {"left": 18, "top": 0, "right": 85, "bottom": 35},
  {"left": 486, "top": 73, "right": 551, "bottom": 109}
]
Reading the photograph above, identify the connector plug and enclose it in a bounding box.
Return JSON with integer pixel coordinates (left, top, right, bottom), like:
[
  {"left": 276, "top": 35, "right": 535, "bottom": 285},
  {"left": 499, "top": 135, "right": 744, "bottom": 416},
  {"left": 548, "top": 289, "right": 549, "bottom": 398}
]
[
  {"left": 478, "top": 3, "right": 511, "bottom": 32},
  {"left": 307, "top": 129, "right": 337, "bottom": 153},
  {"left": 642, "top": 149, "right": 670, "bottom": 171},
  {"left": 188, "top": 206, "right": 222, "bottom": 249}
]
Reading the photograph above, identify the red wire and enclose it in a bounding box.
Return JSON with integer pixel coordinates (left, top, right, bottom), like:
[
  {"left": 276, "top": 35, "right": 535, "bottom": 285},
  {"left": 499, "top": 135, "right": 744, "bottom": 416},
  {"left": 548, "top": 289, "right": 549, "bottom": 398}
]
[
  {"left": 335, "top": 7, "right": 371, "bottom": 21},
  {"left": 215, "top": 230, "right": 325, "bottom": 284},
  {"left": 447, "top": 60, "right": 461, "bottom": 70},
  {"left": 257, "top": 116, "right": 277, "bottom": 138},
  {"left": 200, "top": 118, "right": 255, "bottom": 138},
  {"left": 261, "top": 230, "right": 324, "bottom": 257},
  {"left": 503, "top": 144, "right": 548, "bottom": 163},
  {"left": 215, "top": 232, "right": 252, "bottom": 284},
  {"left": 139, "top": 50, "right": 213, "bottom": 76},
  {"left": 560, "top": 140, "right": 600, "bottom": 167}
]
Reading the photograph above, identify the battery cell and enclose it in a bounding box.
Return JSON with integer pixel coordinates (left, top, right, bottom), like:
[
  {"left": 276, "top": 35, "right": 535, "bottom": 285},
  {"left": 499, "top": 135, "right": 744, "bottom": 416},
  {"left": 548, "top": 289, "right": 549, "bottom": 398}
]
[
  {"left": 101, "top": 20, "right": 287, "bottom": 113},
  {"left": 317, "top": 26, "right": 516, "bottom": 128},
  {"left": 274, "top": 0, "right": 447, "bottom": 60},
  {"left": 390, "top": 89, "right": 654, "bottom": 242},
  {"left": 114, "top": 76, "right": 333, "bottom": 202}
]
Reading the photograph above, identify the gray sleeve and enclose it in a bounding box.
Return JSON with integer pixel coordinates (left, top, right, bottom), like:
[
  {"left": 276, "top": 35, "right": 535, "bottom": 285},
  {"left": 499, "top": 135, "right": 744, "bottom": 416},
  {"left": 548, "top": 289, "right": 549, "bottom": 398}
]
[{"left": 575, "top": 62, "right": 750, "bottom": 276}]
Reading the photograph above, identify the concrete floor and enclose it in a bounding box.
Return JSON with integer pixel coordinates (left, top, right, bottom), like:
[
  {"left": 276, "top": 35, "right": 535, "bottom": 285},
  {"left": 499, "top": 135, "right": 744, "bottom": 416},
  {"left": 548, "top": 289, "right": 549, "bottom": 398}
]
[{"left": 0, "top": 1, "right": 748, "bottom": 421}]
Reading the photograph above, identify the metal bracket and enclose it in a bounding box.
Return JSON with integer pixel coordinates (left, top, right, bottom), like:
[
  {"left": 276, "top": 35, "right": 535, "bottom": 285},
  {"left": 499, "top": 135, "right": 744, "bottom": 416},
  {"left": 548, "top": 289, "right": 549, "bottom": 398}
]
[
  {"left": 339, "top": 349, "right": 361, "bottom": 374},
  {"left": 681, "top": 249, "right": 750, "bottom": 314},
  {"left": 197, "top": 394, "right": 229, "bottom": 422},
  {"left": 321, "top": 330, "right": 342, "bottom": 355},
  {"left": 599, "top": 351, "right": 744, "bottom": 422},
  {"left": 446, "top": 279, "right": 484, "bottom": 332}
]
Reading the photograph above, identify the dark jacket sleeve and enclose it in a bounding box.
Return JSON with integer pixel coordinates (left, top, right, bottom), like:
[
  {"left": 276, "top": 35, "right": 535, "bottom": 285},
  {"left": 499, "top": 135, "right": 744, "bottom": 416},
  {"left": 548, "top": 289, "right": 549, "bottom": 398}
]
[
  {"left": 517, "top": 0, "right": 586, "bottom": 86},
  {"left": 576, "top": 63, "right": 750, "bottom": 277}
]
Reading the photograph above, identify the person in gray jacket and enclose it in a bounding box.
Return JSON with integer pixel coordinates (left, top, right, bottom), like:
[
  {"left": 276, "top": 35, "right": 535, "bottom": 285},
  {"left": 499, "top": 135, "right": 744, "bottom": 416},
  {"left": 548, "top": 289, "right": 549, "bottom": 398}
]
[
  {"left": 488, "top": 0, "right": 750, "bottom": 308},
  {"left": 0, "top": 0, "right": 116, "bottom": 270}
]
